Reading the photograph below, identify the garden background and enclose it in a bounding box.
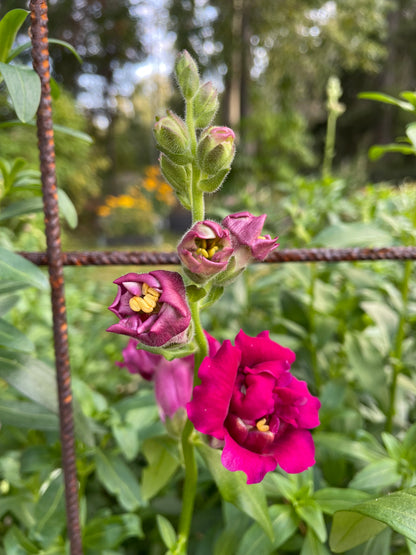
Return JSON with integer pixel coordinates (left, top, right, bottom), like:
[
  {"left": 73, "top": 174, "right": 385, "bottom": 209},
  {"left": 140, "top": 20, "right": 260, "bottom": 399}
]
[{"left": 1, "top": 1, "right": 416, "bottom": 554}]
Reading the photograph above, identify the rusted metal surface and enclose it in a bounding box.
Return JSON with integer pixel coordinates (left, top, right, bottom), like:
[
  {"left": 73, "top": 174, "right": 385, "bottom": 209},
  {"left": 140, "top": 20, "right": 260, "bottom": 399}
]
[
  {"left": 19, "top": 245, "right": 416, "bottom": 266},
  {"left": 30, "top": 2, "right": 83, "bottom": 553}
]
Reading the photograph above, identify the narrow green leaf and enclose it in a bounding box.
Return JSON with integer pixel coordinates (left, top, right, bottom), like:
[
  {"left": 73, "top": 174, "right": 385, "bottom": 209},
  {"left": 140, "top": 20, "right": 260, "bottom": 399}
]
[
  {"left": 142, "top": 437, "right": 179, "bottom": 501},
  {"left": 0, "top": 9, "right": 29, "bottom": 63},
  {"left": 313, "top": 222, "right": 392, "bottom": 248},
  {"left": 0, "top": 318, "right": 34, "bottom": 351},
  {"left": 0, "top": 247, "right": 48, "bottom": 290},
  {"left": 7, "top": 37, "right": 82, "bottom": 64},
  {"left": 95, "top": 449, "right": 143, "bottom": 511},
  {"left": 406, "top": 122, "right": 416, "bottom": 149},
  {"left": 0, "top": 63, "right": 41, "bottom": 123},
  {"left": 349, "top": 459, "right": 400, "bottom": 492},
  {"left": 236, "top": 504, "right": 299, "bottom": 555},
  {"left": 0, "top": 294, "right": 20, "bottom": 316},
  {"left": 313, "top": 488, "right": 372, "bottom": 515},
  {"left": 83, "top": 514, "right": 143, "bottom": 550},
  {"left": 197, "top": 442, "right": 274, "bottom": 541},
  {"left": 53, "top": 123, "right": 93, "bottom": 144},
  {"left": 4, "top": 526, "right": 39, "bottom": 554},
  {"left": 32, "top": 472, "right": 66, "bottom": 547},
  {"left": 358, "top": 92, "right": 415, "bottom": 112},
  {"left": 0, "top": 198, "right": 43, "bottom": 222},
  {"left": 0, "top": 399, "right": 58, "bottom": 430},
  {"left": 369, "top": 144, "right": 416, "bottom": 161},
  {"left": 300, "top": 528, "right": 330, "bottom": 555},
  {"left": 57, "top": 188, "right": 78, "bottom": 229},
  {"left": 330, "top": 487, "right": 416, "bottom": 552},
  {"left": 156, "top": 515, "right": 177, "bottom": 549},
  {"left": 296, "top": 501, "right": 327, "bottom": 542}
]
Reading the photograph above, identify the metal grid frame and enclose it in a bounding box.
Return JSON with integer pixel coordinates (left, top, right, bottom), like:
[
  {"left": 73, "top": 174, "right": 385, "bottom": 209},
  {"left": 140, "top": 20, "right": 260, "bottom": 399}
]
[{"left": 25, "top": 2, "right": 416, "bottom": 553}]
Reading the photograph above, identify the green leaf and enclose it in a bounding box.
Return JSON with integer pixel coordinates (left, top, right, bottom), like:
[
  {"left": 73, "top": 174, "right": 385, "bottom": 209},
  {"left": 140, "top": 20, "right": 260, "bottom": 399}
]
[
  {"left": 197, "top": 442, "right": 274, "bottom": 541},
  {"left": 32, "top": 472, "right": 66, "bottom": 547},
  {"left": 406, "top": 122, "right": 416, "bottom": 149},
  {"left": 300, "top": 528, "right": 330, "bottom": 555},
  {"left": 7, "top": 37, "right": 83, "bottom": 65},
  {"left": 330, "top": 487, "right": 416, "bottom": 552},
  {"left": 214, "top": 504, "right": 251, "bottom": 555},
  {"left": 4, "top": 526, "right": 39, "bottom": 555},
  {"left": 368, "top": 144, "right": 416, "bottom": 161},
  {"left": 0, "top": 198, "right": 43, "bottom": 222},
  {"left": 94, "top": 449, "right": 143, "bottom": 511},
  {"left": 313, "top": 222, "right": 392, "bottom": 248},
  {"left": 156, "top": 515, "right": 177, "bottom": 550},
  {"left": 0, "top": 247, "right": 48, "bottom": 291},
  {"left": 0, "top": 63, "right": 41, "bottom": 123},
  {"left": 83, "top": 514, "right": 143, "bottom": 550},
  {"left": 0, "top": 9, "right": 29, "bottom": 63},
  {"left": 236, "top": 504, "right": 299, "bottom": 555},
  {"left": 53, "top": 123, "right": 94, "bottom": 144},
  {"left": 186, "top": 285, "right": 207, "bottom": 303},
  {"left": 0, "top": 294, "right": 19, "bottom": 316},
  {"left": 0, "top": 318, "right": 34, "bottom": 351},
  {"left": 57, "top": 188, "right": 78, "bottom": 229},
  {"left": 313, "top": 488, "right": 372, "bottom": 515},
  {"left": 358, "top": 92, "right": 415, "bottom": 112},
  {"left": 0, "top": 399, "right": 58, "bottom": 431},
  {"left": 314, "top": 432, "right": 385, "bottom": 464},
  {"left": 141, "top": 437, "right": 179, "bottom": 501},
  {"left": 349, "top": 460, "right": 401, "bottom": 493},
  {"left": 296, "top": 501, "right": 327, "bottom": 542}
]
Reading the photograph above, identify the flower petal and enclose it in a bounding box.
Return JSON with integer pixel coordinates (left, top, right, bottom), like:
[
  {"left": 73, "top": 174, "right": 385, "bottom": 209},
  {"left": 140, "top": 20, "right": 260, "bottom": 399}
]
[
  {"left": 272, "top": 428, "right": 316, "bottom": 473},
  {"left": 222, "top": 432, "right": 277, "bottom": 484},
  {"left": 187, "top": 340, "right": 240, "bottom": 439},
  {"left": 235, "top": 330, "right": 296, "bottom": 369}
]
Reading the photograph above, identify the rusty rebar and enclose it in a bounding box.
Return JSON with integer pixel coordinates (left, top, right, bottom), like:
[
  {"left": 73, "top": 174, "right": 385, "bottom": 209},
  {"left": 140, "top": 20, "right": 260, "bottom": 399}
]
[
  {"left": 18, "top": 245, "right": 416, "bottom": 266},
  {"left": 30, "top": 2, "right": 82, "bottom": 553}
]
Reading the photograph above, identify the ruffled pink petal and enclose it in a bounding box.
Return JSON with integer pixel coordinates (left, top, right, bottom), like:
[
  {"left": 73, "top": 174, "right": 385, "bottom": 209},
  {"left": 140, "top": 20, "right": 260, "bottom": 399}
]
[
  {"left": 187, "top": 340, "right": 240, "bottom": 439},
  {"left": 286, "top": 378, "right": 321, "bottom": 429},
  {"left": 154, "top": 357, "right": 193, "bottom": 420},
  {"left": 235, "top": 330, "right": 296, "bottom": 370},
  {"left": 222, "top": 432, "right": 278, "bottom": 484},
  {"left": 272, "top": 428, "right": 316, "bottom": 473},
  {"left": 230, "top": 373, "right": 275, "bottom": 420}
]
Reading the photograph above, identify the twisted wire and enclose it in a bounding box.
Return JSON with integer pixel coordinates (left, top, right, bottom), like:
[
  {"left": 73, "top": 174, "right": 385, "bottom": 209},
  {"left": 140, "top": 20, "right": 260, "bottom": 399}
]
[{"left": 30, "top": 2, "right": 82, "bottom": 553}]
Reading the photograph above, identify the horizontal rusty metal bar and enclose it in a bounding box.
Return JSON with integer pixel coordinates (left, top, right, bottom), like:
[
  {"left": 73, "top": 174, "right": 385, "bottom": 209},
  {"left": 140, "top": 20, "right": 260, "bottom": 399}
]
[{"left": 19, "top": 246, "right": 416, "bottom": 266}]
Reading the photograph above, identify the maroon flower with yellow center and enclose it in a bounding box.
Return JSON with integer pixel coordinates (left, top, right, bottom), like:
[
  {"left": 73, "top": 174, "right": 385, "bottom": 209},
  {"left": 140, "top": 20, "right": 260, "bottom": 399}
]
[
  {"left": 178, "top": 220, "right": 234, "bottom": 280},
  {"left": 107, "top": 270, "right": 191, "bottom": 347}
]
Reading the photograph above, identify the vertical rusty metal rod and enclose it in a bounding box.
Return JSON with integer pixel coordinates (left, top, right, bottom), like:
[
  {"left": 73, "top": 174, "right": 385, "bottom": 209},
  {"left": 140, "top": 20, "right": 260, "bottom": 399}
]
[{"left": 30, "top": 2, "right": 83, "bottom": 553}]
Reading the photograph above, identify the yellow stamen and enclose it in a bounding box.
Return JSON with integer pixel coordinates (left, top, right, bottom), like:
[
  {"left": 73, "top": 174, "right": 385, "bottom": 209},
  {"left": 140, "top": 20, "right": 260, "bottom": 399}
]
[
  {"left": 207, "top": 246, "right": 219, "bottom": 258},
  {"left": 200, "top": 238, "right": 207, "bottom": 249},
  {"left": 129, "top": 296, "right": 143, "bottom": 312},
  {"left": 196, "top": 247, "right": 210, "bottom": 258},
  {"left": 146, "top": 287, "right": 160, "bottom": 299},
  {"left": 142, "top": 294, "right": 157, "bottom": 308},
  {"left": 142, "top": 282, "right": 149, "bottom": 294},
  {"left": 140, "top": 298, "right": 156, "bottom": 313},
  {"left": 256, "top": 418, "right": 270, "bottom": 432}
]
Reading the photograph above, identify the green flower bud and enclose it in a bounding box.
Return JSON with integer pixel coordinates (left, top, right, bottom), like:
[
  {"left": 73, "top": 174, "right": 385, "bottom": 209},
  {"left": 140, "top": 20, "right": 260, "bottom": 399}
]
[
  {"left": 198, "top": 168, "right": 230, "bottom": 193},
  {"left": 197, "top": 126, "right": 235, "bottom": 176},
  {"left": 175, "top": 50, "right": 200, "bottom": 100},
  {"left": 193, "top": 82, "right": 219, "bottom": 128},
  {"left": 153, "top": 110, "right": 193, "bottom": 165},
  {"left": 159, "top": 154, "right": 192, "bottom": 210}
]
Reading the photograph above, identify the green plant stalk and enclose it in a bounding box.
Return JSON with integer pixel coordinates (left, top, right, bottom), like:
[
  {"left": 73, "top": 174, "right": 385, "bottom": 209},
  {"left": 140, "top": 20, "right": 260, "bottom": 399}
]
[
  {"left": 322, "top": 110, "right": 338, "bottom": 180},
  {"left": 385, "top": 260, "right": 412, "bottom": 433},
  {"left": 185, "top": 99, "right": 204, "bottom": 222}
]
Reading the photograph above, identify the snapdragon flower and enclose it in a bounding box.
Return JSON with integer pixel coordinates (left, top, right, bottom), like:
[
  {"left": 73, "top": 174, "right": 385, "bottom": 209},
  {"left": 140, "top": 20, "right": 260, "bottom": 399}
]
[
  {"left": 107, "top": 270, "right": 191, "bottom": 347},
  {"left": 187, "top": 330, "right": 320, "bottom": 484}
]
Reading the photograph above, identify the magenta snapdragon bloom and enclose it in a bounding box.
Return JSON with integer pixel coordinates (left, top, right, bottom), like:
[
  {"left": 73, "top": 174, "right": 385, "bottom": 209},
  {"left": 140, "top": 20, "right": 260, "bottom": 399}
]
[
  {"left": 107, "top": 270, "right": 191, "bottom": 347},
  {"left": 187, "top": 330, "right": 320, "bottom": 484},
  {"left": 222, "top": 211, "right": 278, "bottom": 267},
  {"left": 117, "top": 334, "right": 220, "bottom": 420},
  {"left": 178, "top": 220, "right": 234, "bottom": 280}
]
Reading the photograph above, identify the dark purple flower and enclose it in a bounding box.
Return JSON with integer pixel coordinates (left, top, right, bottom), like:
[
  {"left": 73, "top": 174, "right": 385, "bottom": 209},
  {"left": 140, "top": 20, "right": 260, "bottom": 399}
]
[
  {"left": 187, "top": 330, "right": 320, "bottom": 484},
  {"left": 178, "top": 220, "right": 234, "bottom": 280},
  {"left": 107, "top": 270, "right": 191, "bottom": 347},
  {"left": 117, "top": 333, "right": 220, "bottom": 421},
  {"left": 222, "top": 211, "right": 279, "bottom": 268}
]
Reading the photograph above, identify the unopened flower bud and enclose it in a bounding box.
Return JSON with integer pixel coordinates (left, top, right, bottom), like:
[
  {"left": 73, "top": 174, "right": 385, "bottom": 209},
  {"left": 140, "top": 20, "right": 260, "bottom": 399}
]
[
  {"left": 197, "top": 126, "right": 235, "bottom": 176},
  {"left": 154, "top": 110, "right": 193, "bottom": 165},
  {"left": 175, "top": 50, "right": 200, "bottom": 100},
  {"left": 159, "top": 154, "right": 192, "bottom": 209},
  {"left": 193, "top": 82, "right": 219, "bottom": 128}
]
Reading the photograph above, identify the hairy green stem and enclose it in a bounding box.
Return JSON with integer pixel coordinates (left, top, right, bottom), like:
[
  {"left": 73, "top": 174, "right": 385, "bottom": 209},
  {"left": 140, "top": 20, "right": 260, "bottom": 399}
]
[
  {"left": 322, "top": 110, "right": 337, "bottom": 180},
  {"left": 385, "top": 260, "right": 412, "bottom": 432},
  {"left": 185, "top": 95, "right": 204, "bottom": 222}
]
